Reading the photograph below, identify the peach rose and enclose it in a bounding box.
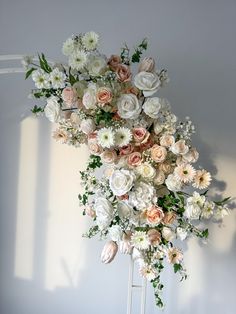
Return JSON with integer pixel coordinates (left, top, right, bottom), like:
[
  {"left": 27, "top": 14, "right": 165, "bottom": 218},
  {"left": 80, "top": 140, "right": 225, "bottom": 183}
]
[
  {"left": 150, "top": 144, "right": 167, "bottom": 163},
  {"left": 162, "top": 211, "right": 177, "bottom": 225},
  {"left": 127, "top": 152, "right": 142, "bottom": 167},
  {"left": 101, "top": 150, "right": 117, "bottom": 164},
  {"left": 119, "top": 144, "right": 134, "bottom": 156},
  {"left": 148, "top": 229, "right": 161, "bottom": 246},
  {"left": 146, "top": 205, "right": 164, "bottom": 225},
  {"left": 62, "top": 87, "right": 77, "bottom": 107},
  {"left": 88, "top": 138, "right": 103, "bottom": 155},
  {"left": 107, "top": 55, "right": 121, "bottom": 71},
  {"left": 133, "top": 128, "right": 150, "bottom": 145},
  {"left": 116, "top": 64, "right": 132, "bottom": 82},
  {"left": 160, "top": 134, "right": 175, "bottom": 148},
  {"left": 123, "top": 86, "right": 139, "bottom": 96},
  {"left": 96, "top": 87, "right": 113, "bottom": 104}
]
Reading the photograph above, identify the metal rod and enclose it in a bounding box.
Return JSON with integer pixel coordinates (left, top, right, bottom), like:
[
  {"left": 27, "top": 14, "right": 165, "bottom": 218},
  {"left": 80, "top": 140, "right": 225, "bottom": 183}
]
[{"left": 127, "top": 255, "right": 134, "bottom": 314}]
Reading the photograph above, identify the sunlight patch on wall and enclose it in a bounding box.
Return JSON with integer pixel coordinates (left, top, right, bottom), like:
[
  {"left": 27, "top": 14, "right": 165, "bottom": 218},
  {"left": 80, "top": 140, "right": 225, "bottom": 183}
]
[
  {"left": 14, "top": 117, "right": 39, "bottom": 280},
  {"left": 44, "top": 137, "right": 89, "bottom": 291}
]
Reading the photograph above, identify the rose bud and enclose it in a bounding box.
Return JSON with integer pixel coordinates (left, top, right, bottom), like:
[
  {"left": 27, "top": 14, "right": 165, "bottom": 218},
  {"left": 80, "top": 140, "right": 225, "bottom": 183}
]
[
  {"left": 138, "top": 57, "right": 155, "bottom": 73},
  {"left": 119, "top": 232, "right": 132, "bottom": 254},
  {"left": 101, "top": 241, "right": 118, "bottom": 264}
]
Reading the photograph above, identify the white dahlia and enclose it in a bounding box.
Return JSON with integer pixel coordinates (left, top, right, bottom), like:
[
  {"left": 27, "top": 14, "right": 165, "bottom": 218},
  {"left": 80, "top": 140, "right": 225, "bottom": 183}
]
[
  {"left": 68, "top": 50, "right": 87, "bottom": 70},
  {"left": 131, "top": 231, "right": 150, "bottom": 250},
  {"left": 174, "top": 164, "right": 196, "bottom": 183},
  {"left": 115, "top": 127, "right": 132, "bottom": 147},
  {"left": 193, "top": 169, "right": 212, "bottom": 189},
  {"left": 82, "top": 31, "right": 99, "bottom": 51},
  {"left": 97, "top": 127, "right": 115, "bottom": 148},
  {"left": 50, "top": 68, "right": 66, "bottom": 89}
]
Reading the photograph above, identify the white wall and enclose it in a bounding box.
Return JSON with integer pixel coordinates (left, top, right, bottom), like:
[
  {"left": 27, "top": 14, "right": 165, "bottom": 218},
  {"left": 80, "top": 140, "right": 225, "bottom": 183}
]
[{"left": 0, "top": 0, "right": 236, "bottom": 313}]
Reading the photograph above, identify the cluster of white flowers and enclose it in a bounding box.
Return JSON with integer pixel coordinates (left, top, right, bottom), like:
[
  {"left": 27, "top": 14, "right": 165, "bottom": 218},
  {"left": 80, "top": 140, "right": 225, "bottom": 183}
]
[{"left": 26, "top": 31, "right": 230, "bottom": 309}]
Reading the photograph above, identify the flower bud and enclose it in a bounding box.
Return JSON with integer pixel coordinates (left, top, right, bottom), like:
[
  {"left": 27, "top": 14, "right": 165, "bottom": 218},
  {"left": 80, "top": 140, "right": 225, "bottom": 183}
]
[
  {"left": 101, "top": 241, "right": 118, "bottom": 264},
  {"left": 138, "top": 57, "right": 155, "bottom": 73}
]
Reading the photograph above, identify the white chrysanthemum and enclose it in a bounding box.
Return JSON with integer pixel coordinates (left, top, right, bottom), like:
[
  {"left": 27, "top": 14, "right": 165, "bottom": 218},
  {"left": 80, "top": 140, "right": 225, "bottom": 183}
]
[
  {"left": 97, "top": 127, "right": 115, "bottom": 148},
  {"left": 193, "top": 169, "right": 212, "bottom": 189},
  {"left": 140, "top": 265, "right": 157, "bottom": 281},
  {"left": 50, "top": 68, "right": 66, "bottom": 89},
  {"left": 82, "top": 31, "right": 99, "bottom": 50},
  {"left": 62, "top": 37, "right": 76, "bottom": 56},
  {"left": 32, "top": 69, "right": 50, "bottom": 89},
  {"left": 114, "top": 127, "right": 132, "bottom": 147},
  {"left": 174, "top": 164, "right": 196, "bottom": 183},
  {"left": 131, "top": 231, "right": 150, "bottom": 250},
  {"left": 68, "top": 50, "right": 87, "bottom": 70},
  {"left": 201, "top": 201, "right": 215, "bottom": 219}
]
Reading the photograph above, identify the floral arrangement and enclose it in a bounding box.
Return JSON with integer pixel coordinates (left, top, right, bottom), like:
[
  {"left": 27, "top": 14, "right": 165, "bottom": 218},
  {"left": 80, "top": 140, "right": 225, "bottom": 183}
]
[{"left": 24, "top": 31, "right": 230, "bottom": 308}]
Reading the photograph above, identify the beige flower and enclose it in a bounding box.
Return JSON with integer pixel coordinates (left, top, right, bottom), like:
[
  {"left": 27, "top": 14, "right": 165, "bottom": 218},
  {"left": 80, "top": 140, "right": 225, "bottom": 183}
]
[
  {"left": 160, "top": 134, "right": 175, "bottom": 148},
  {"left": 146, "top": 205, "right": 164, "bottom": 225},
  {"left": 116, "top": 64, "right": 132, "bottom": 82},
  {"left": 193, "top": 169, "right": 212, "bottom": 189},
  {"left": 167, "top": 247, "right": 183, "bottom": 264},
  {"left": 153, "top": 170, "right": 166, "bottom": 185},
  {"left": 150, "top": 144, "right": 167, "bottom": 163},
  {"left": 53, "top": 128, "right": 69, "bottom": 143},
  {"left": 101, "top": 150, "right": 117, "bottom": 164},
  {"left": 162, "top": 211, "right": 176, "bottom": 225},
  {"left": 107, "top": 54, "right": 121, "bottom": 71},
  {"left": 62, "top": 87, "right": 78, "bottom": 107},
  {"left": 96, "top": 87, "right": 112, "bottom": 104},
  {"left": 171, "top": 139, "right": 189, "bottom": 155},
  {"left": 138, "top": 57, "right": 155, "bottom": 73},
  {"left": 101, "top": 241, "right": 118, "bottom": 264},
  {"left": 147, "top": 229, "right": 161, "bottom": 246},
  {"left": 88, "top": 138, "right": 103, "bottom": 155},
  {"left": 158, "top": 161, "right": 173, "bottom": 175},
  {"left": 174, "top": 163, "right": 196, "bottom": 183},
  {"left": 137, "top": 162, "right": 156, "bottom": 180}
]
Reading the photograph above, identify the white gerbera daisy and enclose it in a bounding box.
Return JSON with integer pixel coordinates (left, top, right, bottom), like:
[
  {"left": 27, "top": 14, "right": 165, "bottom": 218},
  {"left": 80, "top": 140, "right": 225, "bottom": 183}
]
[
  {"left": 32, "top": 69, "right": 50, "bottom": 89},
  {"left": 193, "top": 169, "right": 212, "bottom": 189},
  {"left": 140, "top": 264, "right": 157, "bottom": 281},
  {"left": 97, "top": 128, "right": 115, "bottom": 148},
  {"left": 115, "top": 127, "right": 132, "bottom": 147},
  {"left": 68, "top": 50, "right": 87, "bottom": 70},
  {"left": 50, "top": 68, "right": 66, "bottom": 89},
  {"left": 174, "top": 164, "right": 196, "bottom": 183},
  {"left": 82, "top": 31, "right": 99, "bottom": 51},
  {"left": 131, "top": 231, "right": 150, "bottom": 250}
]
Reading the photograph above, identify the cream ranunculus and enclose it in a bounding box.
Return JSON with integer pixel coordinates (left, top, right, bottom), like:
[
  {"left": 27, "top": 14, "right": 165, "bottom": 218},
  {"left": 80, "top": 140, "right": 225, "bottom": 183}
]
[
  {"left": 117, "top": 94, "right": 141, "bottom": 119},
  {"left": 134, "top": 71, "right": 160, "bottom": 97},
  {"left": 143, "top": 97, "right": 162, "bottom": 119},
  {"left": 44, "top": 96, "right": 60, "bottom": 122},
  {"left": 109, "top": 169, "right": 135, "bottom": 196},
  {"left": 94, "top": 197, "right": 114, "bottom": 230},
  {"left": 136, "top": 162, "right": 156, "bottom": 180}
]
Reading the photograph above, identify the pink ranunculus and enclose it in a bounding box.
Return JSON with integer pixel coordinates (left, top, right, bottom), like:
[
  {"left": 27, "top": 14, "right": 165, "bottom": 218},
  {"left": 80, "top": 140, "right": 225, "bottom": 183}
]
[
  {"left": 62, "top": 87, "right": 77, "bottom": 107},
  {"left": 116, "top": 64, "right": 132, "bottom": 82},
  {"left": 119, "top": 144, "right": 134, "bottom": 156},
  {"left": 127, "top": 152, "right": 142, "bottom": 167}
]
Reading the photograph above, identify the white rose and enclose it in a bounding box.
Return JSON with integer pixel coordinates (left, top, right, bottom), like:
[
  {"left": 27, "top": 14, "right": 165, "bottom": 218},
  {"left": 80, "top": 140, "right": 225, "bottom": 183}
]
[
  {"left": 143, "top": 97, "right": 162, "bottom": 119},
  {"left": 176, "top": 227, "right": 188, "bottom": 240},
  {"left": 171, "top": 140, "right": 189, "bottom": 155},
  {"left": 80, "top": 118, "right": 96, "bottom": 134},
  {"left": 94, "top": 197, "right": 114, "bottom": 230},
  {"left": 109, "top": 169, "right": 135, "bottom": 196},
  {"left": 136, "top": 163, "right": 156, "bottom": 180},
  {"left": 44, "top": 96, "right": 60, "bottom": 122},
  {"left": 165, "top": 174, "right": 183, "bottom": 192},
  {"left": 128, "top": 181, "right": 156, "bottom": 210},
  {"left": 82, "top": 88, "right": 97, "bottom": 109},
  {"left": 182, "top": 147, "right": 199, "bottom": 163},
  {"left": 184, "top": 203, "right": 201, "bottom": 220},
  {"left": 117, "top": 94, "right": 141, "bottom": 119},
  {"left": 162, "top": 227, "right": 175, "bottom": 241},
  {"left": 134, "top": 71, "right": 161, "bottom": 97},
  {"left": 87, "top": 55, "right": 107, "bottom": 76},
  {"left": 117, "top": 201, "right": 133, "bottom": 220},
  {"left": 109, "top": 225, "right": 123, "bottom": 242}
]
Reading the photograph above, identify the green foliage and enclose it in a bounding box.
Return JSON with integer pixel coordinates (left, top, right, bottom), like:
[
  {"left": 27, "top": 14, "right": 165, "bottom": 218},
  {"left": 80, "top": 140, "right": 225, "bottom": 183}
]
[
  {"left": 88, "top": 155, "right": 102, "bottom": 169},
  {"left": 25, "top": 67, "right": 36, "bottom": 79},
  {"left": 68, "top": 68, "right": 77, "bottom": 85},
  {"left": 31, "top": 105, "right": 44, "bottom": 114},
  {"left": 131, "top": 38, "right": 148, "bottom": 63},
  {"left": 38, "top": 53, "right": 52, "bottom": 73},
  {"left": 82, "top": 225, "right": 99, "bottom": 238},
  {"left": 174, "top": 263, "right": 182, "bottom": 273},
  {"left": 214, "top": 197, "right": 231, "bottom": 206},
  {"left": 95, "top": 109, "right": 114, "bottom": 125}
]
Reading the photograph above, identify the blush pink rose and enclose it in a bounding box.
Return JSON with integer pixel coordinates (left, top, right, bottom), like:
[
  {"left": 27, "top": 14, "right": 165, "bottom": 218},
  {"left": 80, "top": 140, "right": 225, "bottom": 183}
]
[
  {"left": 116, "top": 64, "right": 132, "bottom": 82},
  {"left": 146, "top": 205, "right": 164, "bottom": 225},
  {"left": 119, "top": 144, "right": 134, "bottom": 156},
  {"left": 62, "top": 87, "right": 77, "bottom": 107},
  {"left": 96, "top": 87, "right": 113, "bottom": 104},
  {"left": 127, "top": 152, "right": 142, "bottom": 167},
  {"left": 133, "top": 128, "right": 150, "bottom": 145},
  {"left": 101, "top": 150, "right": 117, "bottom": 164},
  {"left": 150, "top": 144, "right": 167, "bottom": 163}
]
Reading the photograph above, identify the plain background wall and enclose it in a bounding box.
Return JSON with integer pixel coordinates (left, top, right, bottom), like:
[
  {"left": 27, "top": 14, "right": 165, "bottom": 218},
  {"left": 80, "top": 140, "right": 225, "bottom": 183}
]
[{"left": 0, "top": 0, "right": 236, "bottom": 313}]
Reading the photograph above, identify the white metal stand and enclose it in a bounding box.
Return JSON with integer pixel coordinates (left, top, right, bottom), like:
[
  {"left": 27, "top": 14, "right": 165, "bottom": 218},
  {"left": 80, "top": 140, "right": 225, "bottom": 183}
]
[{"left": 127, "top": 256, "right": 147, "bottom": 314}]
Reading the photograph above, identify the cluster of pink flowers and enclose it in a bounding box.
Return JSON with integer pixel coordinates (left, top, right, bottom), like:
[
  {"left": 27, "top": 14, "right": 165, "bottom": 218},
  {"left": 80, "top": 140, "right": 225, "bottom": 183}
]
[{"left": 25, "top": 31, "right": 230, "bottom": 308}]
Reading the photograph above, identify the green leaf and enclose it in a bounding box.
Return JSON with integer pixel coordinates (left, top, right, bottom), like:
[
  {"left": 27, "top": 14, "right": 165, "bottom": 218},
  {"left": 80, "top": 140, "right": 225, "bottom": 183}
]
[
  {"left": 38, "top": 53, "right": 52, "bottom": 73},
  {"left": 174, "top": 263, "right": 182, "bottom": 273},
  {"left": 31, "top": 105, "right": 44, "bottom": 114},
  {"left": 25, "top": 67, "right": 36, "bottom": 80}
]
